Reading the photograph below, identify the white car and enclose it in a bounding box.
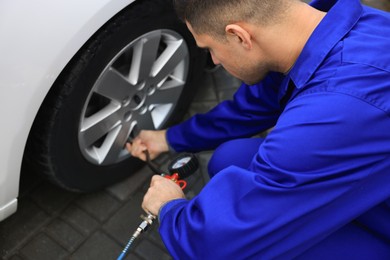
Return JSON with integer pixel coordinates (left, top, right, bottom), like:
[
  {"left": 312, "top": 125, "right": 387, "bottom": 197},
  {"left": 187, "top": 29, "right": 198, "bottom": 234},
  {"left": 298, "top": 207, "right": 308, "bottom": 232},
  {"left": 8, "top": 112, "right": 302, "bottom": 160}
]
[{"left": 0, "top": 0, "right": 205, "bottom": 221}]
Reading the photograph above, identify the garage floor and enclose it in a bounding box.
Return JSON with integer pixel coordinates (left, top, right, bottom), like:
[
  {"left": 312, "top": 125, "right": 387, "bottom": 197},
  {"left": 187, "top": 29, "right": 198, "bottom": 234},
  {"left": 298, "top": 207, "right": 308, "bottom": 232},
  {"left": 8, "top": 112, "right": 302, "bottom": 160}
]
[
  {"left": 362, "top": 0, "right": 390, "bottom": 10},
  {"left": 1, "top": 1, "right": 389, "bottom": 259},
  {"left": 0, "top": 67, "right": 240, "bottom": 260}
]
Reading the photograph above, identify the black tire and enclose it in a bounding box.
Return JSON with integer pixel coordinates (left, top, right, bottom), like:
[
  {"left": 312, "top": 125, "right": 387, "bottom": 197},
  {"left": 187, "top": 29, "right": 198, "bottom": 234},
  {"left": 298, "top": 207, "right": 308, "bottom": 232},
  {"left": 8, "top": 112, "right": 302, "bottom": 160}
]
[{"left": 23, "top": 0, "right": 206, "bottom": 192}]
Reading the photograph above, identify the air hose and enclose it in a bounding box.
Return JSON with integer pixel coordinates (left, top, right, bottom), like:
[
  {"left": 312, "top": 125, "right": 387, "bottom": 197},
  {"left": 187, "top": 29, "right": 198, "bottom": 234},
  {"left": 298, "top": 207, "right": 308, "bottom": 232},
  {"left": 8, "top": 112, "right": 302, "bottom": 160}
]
[{"left": 116, "top": 151, "right": 198, "bottom": 259}]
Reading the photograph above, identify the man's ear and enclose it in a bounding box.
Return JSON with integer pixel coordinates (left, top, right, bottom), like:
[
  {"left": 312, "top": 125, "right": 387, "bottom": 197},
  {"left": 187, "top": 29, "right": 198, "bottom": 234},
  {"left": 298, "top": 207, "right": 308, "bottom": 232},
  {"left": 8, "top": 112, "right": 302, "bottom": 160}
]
[{"left": 225, "top": 24, "right": 252, "bottom": 50}]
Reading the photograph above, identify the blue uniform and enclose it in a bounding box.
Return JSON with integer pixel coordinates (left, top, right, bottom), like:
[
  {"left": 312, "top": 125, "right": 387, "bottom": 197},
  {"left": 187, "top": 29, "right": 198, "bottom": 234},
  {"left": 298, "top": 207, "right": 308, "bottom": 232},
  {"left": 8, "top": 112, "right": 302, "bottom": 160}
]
[{"left": 162, "top": 0, "right": 390, "bottom": 258}]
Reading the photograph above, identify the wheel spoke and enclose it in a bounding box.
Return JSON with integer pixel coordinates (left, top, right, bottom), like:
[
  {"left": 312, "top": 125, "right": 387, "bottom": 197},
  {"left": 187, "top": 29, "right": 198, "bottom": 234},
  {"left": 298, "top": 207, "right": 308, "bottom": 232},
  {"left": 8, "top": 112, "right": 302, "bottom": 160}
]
[
  {"left": 95, "top": 67, "right": 136, "bottom": 102},
  {"left": 129, "top": 31, "right": 161, "bottom": 85},
  {"left": 100, "top": 122, "right": 131, "bottom": 164},
  {"left": 80, "top": 103, "right": 121, "bottom": 147},
  {"left": 150, "top": 38, "right": 188, "bottom": 84}
]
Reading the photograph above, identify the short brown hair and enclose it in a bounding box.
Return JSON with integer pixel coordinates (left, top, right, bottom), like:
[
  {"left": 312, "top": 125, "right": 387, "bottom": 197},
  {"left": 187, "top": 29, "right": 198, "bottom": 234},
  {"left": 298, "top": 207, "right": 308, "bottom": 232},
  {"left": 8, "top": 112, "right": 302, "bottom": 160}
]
[{"left": 173, "top": 0, "right": 292, "bottom": 38}]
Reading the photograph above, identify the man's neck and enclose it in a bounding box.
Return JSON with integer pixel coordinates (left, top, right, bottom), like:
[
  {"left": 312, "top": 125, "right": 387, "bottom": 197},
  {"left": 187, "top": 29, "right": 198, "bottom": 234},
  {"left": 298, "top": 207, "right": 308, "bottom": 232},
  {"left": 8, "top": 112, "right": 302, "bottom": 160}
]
[
  {"left": 281, "top": 2, "right": 327, "bottom": 73},
  {"left": 258, "top": 1, "right": 326, "bottom": 74}
]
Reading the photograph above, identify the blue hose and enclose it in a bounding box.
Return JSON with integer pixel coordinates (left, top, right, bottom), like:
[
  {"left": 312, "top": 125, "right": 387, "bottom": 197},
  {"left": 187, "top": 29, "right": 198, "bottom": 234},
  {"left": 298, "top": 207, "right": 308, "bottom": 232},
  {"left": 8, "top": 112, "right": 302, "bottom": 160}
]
[{"left": 117, "top": 236, "right": 136, "bottom": 260}]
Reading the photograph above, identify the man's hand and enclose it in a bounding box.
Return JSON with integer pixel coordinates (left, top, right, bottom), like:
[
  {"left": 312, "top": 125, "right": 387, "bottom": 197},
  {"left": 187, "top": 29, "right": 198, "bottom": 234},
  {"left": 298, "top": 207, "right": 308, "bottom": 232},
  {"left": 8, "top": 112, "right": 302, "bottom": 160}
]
[
  {"left": 142, "top": 175, "right": 185, "bottom": 216},
  {"left": 126, "top": 130, "right": 169, "bottom": 161}
]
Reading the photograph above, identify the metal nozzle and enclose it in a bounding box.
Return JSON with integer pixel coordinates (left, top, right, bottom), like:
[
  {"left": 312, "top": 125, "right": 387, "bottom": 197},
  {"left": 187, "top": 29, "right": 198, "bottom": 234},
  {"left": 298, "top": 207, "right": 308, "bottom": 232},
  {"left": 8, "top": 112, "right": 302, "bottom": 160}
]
[{"left": 132, "top": 213, "right": 156, "bottom": 239}]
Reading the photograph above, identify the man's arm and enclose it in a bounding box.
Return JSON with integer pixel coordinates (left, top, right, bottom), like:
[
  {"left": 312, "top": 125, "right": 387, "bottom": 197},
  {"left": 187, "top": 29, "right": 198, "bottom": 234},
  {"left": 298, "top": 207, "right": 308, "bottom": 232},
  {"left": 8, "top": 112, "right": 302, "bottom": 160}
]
[
  {"left": 155, "top": 92, "right": 390, "bottom": 258},
  {"left": 128, "top": 74, "right": 282, "bottom": 159},
  {"left": 167, "top": 75, "right": 282, "bottom": 152}
]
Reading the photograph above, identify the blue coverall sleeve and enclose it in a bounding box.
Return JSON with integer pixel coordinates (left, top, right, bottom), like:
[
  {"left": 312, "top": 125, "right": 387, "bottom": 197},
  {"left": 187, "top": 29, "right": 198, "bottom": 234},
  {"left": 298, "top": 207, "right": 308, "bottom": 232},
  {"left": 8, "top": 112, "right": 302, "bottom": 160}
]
[
  {"left": 166, "top": 75, "right": 282, "bottom": 152},
  {"left": 158, "top": 92, "right": 390, "bottom": 259}
]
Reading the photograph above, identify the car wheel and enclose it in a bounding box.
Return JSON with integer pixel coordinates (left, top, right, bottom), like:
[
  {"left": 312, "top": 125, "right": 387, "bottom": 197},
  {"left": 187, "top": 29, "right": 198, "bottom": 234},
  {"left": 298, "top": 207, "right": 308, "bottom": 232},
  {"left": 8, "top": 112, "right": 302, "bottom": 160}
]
[{"left": 23, "top": 0, "right": 206, "bottom": 192}]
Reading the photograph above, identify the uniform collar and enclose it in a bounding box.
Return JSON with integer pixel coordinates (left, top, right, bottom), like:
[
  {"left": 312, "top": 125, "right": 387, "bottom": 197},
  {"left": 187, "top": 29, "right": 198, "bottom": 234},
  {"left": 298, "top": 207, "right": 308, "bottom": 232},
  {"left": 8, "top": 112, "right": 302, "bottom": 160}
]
[{"left": 287, "top": 0, "right": 363, "bottom": 89}]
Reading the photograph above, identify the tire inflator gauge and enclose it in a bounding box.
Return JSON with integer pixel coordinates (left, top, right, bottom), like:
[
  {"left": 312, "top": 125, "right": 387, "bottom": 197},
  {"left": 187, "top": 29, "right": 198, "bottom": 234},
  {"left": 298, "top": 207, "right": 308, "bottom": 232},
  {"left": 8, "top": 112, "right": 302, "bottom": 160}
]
[
  {"left": 117, "top": 151, "right": 198, "bottom": 260},
  {"left": 167, "top": 153, "right": 199, "bottom": 179}
]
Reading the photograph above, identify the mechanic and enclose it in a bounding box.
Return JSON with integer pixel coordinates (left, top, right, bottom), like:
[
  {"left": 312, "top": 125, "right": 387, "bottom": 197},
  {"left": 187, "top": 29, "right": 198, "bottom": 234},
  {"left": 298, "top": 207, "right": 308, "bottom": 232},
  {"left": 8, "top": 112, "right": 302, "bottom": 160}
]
[{"left": 127, "top": 0, "right": 390, "bottom": 258}]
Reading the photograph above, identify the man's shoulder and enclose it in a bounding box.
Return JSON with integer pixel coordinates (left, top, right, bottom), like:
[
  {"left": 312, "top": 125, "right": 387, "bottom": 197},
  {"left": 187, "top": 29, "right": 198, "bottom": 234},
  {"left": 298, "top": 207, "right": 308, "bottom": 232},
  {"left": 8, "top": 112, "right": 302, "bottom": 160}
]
[{"left": 342, "top": 6, "right": 390, "bottom": 72}]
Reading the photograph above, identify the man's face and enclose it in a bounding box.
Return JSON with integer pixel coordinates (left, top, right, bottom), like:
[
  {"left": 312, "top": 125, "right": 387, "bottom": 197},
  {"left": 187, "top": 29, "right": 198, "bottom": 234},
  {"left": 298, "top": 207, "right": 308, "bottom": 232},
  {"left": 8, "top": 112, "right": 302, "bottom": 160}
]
[{"left": 186, "top": 22, "right": 270, "bottom": 85}]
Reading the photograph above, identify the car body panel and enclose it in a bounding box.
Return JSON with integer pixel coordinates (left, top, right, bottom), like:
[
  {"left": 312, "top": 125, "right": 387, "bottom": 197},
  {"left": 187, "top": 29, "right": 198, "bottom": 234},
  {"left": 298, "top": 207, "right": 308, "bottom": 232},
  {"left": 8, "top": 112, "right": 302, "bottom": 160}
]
[{"left": 0, "top": 0, "right": 136, "bottom": 221}]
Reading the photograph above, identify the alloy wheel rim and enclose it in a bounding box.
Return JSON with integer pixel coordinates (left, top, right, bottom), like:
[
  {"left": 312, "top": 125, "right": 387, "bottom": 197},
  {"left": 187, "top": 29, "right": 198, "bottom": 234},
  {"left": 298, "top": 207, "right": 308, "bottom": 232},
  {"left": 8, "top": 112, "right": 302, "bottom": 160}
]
[{"left": 78, "top": 29, "right": 189, "bottom": 165}]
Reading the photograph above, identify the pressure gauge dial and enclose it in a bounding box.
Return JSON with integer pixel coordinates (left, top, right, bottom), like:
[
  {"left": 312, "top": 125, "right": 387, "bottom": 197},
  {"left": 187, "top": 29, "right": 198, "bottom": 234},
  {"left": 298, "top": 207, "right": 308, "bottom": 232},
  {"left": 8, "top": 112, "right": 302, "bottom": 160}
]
[{"left": 168, "top": 153, "right": 199, "bottom": 179}]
